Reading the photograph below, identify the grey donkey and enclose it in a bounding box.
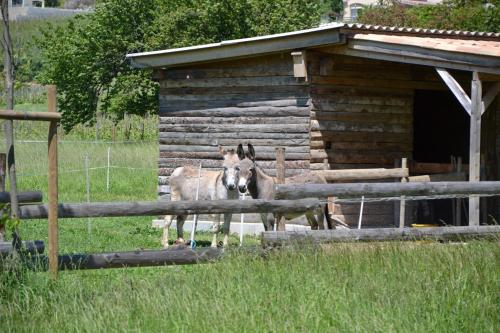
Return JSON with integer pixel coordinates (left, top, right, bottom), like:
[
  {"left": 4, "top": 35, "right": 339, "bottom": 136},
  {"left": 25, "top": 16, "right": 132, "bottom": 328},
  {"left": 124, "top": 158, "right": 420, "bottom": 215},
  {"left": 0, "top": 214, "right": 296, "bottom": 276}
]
[
  {"left": 235, "top": 144, "right": 334, "bottom": 231},
  {"left": 162, "top": 146, "right": 240, "bottom": 248}
]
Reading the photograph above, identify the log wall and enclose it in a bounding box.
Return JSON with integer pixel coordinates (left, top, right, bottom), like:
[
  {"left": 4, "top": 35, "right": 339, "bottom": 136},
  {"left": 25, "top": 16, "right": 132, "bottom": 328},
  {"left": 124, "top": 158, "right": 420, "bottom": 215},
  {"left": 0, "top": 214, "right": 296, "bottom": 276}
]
[
  {"left": 308, "top": 53, "right": 418, "bottom": 227},
  {"left": 157, "top": 54, "right": 311, "bottom": 198}
]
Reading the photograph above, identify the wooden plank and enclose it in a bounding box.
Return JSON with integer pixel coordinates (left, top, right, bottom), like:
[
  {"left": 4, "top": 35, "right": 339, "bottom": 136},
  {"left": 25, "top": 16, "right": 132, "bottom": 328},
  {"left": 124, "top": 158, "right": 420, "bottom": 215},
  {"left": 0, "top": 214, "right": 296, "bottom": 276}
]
[
  {"left": 159, "top": 145, "right": 309, "bottom": 153},
  {"left": 435, "top": 68, "right": 471, "bottom": 115},
  {"left": 469, "top": 72, "right": 482, "bottom": 226},
  {"left": 158, "top": 167, "right": 309, "bottom": 177},
  {"left": 19, "top": 198, "right": 321, "bottom": 219},
  {"left": 275, "top": 147, "right": 286, "bottom": 231},
  {"left": 164, "top": 64, "right": 293, "bottom": 79},
  {"left": 262, "top": 226, "right": 500, "bottom": 246},
  {"left": 312, "top": 141, "right": 412, "bottom": 152},
  {"left": 52, "top": 247, "right": 222, "bottom": 270},
  {"left": 161, "top": 97, "right": 310, "bottom": 108},
  {"left": 0, "top": 153, "right": 5, "bottom": 240},
  {"left": 160, "top": 100, "right": 311, "bottom": 112},
  {"left": 310, "top": 162, "right": 391, "bottom": 170},
  {"left": 159, "top": 158, "right": 309, "bottom": 169},
  {"left": 159, "top": 105, "right": 310, "bottom": 117},
  {"left": 163, "top": 85, "right": 309, "bottom": 96},
  {"left": 310, "top": 120, "right": 411, "bottom": 134},
  {"left": 311, "top": 103, "right": 411, "bottom": 115},
  {"left": 316, "top": 168, "right": 408, "bottom": 181},
  {"left": 0, "top": 110, "right": 61, "bottom": 121},
  {"left": 310, "top": 85, "right": 413, "bottom": 99},
  {"left": 160, "top": 151, "right": 309, "bottom": 160},
  {"left": 311, "top": 150, "right": 406, "bottom": 164},
  {"left": 275, "top": 181, "right": 500, "bottom": 200},
  {"left": 158, "top": 123, "right": 309, "bottom": 133}
]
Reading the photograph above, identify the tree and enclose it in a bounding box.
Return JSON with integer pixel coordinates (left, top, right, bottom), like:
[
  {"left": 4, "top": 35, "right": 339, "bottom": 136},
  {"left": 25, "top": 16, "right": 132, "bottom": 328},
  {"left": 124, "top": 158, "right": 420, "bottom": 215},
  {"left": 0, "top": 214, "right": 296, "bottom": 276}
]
[
  {"left": 358, "top": 0, "right": 500, "bottom": 32},
  {"left": 38, "top": 0, "right": 329, "bottom": 132}
]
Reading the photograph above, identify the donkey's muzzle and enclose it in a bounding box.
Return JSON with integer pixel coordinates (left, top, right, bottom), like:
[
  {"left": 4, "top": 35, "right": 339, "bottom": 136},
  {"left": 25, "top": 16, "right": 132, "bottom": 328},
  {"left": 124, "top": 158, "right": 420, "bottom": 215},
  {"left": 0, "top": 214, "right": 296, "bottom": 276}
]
[
  {"left": 227, "top": 184, "right": 236, "bottom": 191},
  {"left": 238, "top": 185, "right": 247, "bottom": 193}
]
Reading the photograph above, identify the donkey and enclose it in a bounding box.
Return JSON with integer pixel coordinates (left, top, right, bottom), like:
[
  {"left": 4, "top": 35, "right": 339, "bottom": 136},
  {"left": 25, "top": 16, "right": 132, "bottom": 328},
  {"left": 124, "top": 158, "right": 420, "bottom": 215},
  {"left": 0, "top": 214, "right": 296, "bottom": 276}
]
[
  {"left": 236, "top": 144, "right": 333, "bottom": 231},
  {"left": 162, "top": 146, "right": 240, "bottom": 248}
]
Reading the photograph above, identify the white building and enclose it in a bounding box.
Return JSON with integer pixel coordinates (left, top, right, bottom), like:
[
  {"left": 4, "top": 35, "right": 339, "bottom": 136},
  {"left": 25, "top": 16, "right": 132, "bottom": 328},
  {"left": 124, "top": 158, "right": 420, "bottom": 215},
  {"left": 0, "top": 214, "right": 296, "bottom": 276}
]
[{"left": 343, "top": 0, "right": 443, "bottom": 22}]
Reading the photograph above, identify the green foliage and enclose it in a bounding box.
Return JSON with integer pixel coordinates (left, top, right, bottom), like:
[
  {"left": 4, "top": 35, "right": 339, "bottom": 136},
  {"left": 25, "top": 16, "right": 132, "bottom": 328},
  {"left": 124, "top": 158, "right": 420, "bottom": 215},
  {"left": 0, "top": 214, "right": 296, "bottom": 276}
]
[
  {"left": 359, "top": 0, "right": 500, "bottom": 32},
  {"left": 38, "top": 0, "right": 330, "bottom": 132}
]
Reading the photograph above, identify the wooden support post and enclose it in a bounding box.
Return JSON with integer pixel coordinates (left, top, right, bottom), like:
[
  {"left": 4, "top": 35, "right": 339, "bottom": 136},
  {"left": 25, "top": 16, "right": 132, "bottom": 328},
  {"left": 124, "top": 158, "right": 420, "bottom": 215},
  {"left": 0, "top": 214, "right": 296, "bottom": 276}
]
[
  {"left": 455, "top": 157, "right": 462, "bottom": 226},
  {"left": 275, "top": 147, "right": 286, "bottom": 231},
  {"left": 0, "top": 153, "right": 5, "bottom": 241},
  {"left": 47, "top": 85, "right": 59, "bottom": 279},
  {"left": 399, "top": 158, "right": 407, "bottom": 228},
  {"left": 469, "top": 72, "right": 482, "bottom": 226}
]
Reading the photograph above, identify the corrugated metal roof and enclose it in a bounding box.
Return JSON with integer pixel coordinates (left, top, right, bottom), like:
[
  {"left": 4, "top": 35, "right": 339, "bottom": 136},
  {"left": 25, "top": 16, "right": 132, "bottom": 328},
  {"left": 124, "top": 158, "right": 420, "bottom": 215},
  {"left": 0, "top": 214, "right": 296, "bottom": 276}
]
[
  {"left": 352, "top": 33, "right": 500, "bottom": 58},
  {"left": 343, "top": 23, "right": 500, "bottom": 39}
]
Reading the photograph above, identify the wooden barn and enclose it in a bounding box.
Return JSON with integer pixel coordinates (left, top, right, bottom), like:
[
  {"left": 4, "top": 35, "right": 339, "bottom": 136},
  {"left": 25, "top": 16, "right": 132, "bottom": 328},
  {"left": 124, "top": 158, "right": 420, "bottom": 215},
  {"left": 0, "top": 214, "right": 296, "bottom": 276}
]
[{"left": 127, "top": 23, "right": 500, "bottom": 228}]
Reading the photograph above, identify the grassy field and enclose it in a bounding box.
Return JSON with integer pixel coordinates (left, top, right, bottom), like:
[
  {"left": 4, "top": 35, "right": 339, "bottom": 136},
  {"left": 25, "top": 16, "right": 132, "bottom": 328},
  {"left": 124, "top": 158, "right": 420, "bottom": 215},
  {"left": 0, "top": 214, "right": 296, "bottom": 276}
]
[{"left": 0, "top": 123, "right": 498, "bottom": 332}]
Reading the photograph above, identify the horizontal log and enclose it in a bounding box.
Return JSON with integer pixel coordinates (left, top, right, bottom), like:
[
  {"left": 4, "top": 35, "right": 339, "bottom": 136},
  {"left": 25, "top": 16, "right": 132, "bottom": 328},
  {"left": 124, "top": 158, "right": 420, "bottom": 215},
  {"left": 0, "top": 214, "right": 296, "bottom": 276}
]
[
  {"left": 160, "top": 97, "right": 309, "bottom": 107},
  {"left": 159, "top": 145, "right": 309, "bottom": 153},
  {"left": 310, "top": 151, "right": 406, "bottom": 165},
  {"left": 0, "top": 240, "right": 45, "bottom": 256},
  {"left": 33, "top": 247, "right": 223, "bottom": 270},
  {"left": 158, "top": 123, "right": 309, "bottom": 133},
  {"left": 311, "top": 111, "right": 412, "bottom": 124},
  {"left": 160, "top": 106, "right": 310, "bottom": 117},
  {"left": 310, "top": 131, "right": 413, "bottom": 143},
  {"left": 160, "top": 151, "right": 310, "bottom": 160},
  {"left": 159, "top": 116, "right": 307, "bottom": 125},
  {"left": 0, "top": 110, "right": 61, "bottom": 122},
  {"left": 158, "top": 167, "right": 310, "bottom": 177},
  {"left": 161, "top": 76, "right": 306, "bottom": 88},
  {"left": 159, "top": 136, "right": 310, "bottom": 147},
  {"left": 262, "top": 226, "right": 500, "bottom": 246},
  {"left": 315, "top": 168, "right": 408, "bottom": 181},
  {"left": 0, "top": 191, "right": 43, "bottom": 203},
  {"left": 311, "top": 101, "right": 411, "bottom": 114},
  {"left": 276, "top": 181, "right": 500, "bottom": 200},
  {"left": 163, "top": 85, "right": 309, "bottom": 96},
  {"left": 159, "top": 131, "right": 309, "bottom": 140},
  {"left": 310, "top": 85, "right": 413, "bottom": 99},
  {"left": 159, "top": 158, "right": 309, "bottom": 169},
  {"left": 310, "top": 120, "right": 411, "bottom": 134},
  {"left": 164, "top": 64, "right": 292, "bottom": 79},
  {"left": 19, "top": 198, "right": 321, "bottom": 219}
]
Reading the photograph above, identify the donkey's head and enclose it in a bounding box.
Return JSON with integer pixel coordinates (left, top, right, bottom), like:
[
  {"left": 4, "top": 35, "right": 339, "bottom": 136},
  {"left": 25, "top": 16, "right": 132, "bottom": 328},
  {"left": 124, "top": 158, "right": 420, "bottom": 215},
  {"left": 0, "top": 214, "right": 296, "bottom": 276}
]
[
  {"left": 236, "top": 143, "right": 256, "bottom": 194},
  {"left": 219, "top": 145, "right": 240, "bottom": 191}
]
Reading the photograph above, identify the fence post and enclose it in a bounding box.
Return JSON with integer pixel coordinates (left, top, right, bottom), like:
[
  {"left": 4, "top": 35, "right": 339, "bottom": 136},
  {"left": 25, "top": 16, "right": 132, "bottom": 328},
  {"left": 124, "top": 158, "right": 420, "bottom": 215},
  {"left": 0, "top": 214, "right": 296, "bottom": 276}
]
[
  {"left": 47, "top": 85, "right": 59, "bottom": 279},
  {"left": 85, "top": 155, "right": 91, "bottom": 236},
  {"left": 275, "top": 147, "right": 286, "bottom": 231},
  {"left": 0, "top": 153, "right": 5, "bottom": 241},
  {"left": 399, "top": 158, "right": 407, "bottom": 228},
  {"left": 106, "top": 146, "right": 111, "bottom": 192}
]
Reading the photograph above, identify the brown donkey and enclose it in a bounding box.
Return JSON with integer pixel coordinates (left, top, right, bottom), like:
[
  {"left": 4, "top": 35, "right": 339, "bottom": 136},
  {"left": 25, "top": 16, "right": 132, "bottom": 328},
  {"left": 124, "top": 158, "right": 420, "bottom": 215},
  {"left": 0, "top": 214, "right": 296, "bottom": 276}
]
[
  {"left": 236, "top": 144, "right": 333, "bottom": 231},
  {"left": 162, "top": 146, "right": 240, "bottom": 248}
]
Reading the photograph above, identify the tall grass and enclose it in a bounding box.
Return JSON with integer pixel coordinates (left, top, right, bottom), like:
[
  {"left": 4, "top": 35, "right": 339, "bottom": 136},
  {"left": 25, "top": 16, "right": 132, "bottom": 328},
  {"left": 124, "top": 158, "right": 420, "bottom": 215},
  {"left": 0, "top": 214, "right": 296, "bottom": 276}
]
[{"left": 0, "top": 242, "right": 498, "bottom": 332}]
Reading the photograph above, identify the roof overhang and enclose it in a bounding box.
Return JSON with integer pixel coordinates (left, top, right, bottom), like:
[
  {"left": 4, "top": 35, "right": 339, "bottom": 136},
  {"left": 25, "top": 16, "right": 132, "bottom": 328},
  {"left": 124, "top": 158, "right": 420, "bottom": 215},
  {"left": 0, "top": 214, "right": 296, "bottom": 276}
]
[
  {"left": 318, "top": 34, "right": 500, "bottom": 75},
  {"left": 126, "top": 23, "right": 344, "bottom": 68}
]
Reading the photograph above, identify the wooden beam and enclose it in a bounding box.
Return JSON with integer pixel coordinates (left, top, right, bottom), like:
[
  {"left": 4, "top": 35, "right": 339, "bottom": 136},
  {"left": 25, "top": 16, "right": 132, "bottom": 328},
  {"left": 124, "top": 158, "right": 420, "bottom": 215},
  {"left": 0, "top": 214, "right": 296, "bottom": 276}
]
[
  {"left": 275, "top": 181, "right": 500, "bottom": 200},
  {"left": 275, "top": 147, "right": 286, "bottom": 231},
  {"left": 482, "top": 81, "right": 500, "bottom": 114},
  {"left": 262, "top": 225, "right": 500, "bottom": 246},
  {"left": 0, "top": 110, "right": 61, "bottom": 121},
  {"left": 469, "top": 72, "right": 482, "bottom": 226},
  {"left": 34, "top": 247, "right": 222, "bottom": 271},
  {"left": 435, "top": 68, "right": 471, "bottom": 115},
  {"left": 315, "top": 168, "right": 408, "bottom": 181},
  {"left": 18, "top": 198, "right": 321, "bottom": 220},
  {"left": 47, "top": 85, "right": 59, "bottom": 279}
]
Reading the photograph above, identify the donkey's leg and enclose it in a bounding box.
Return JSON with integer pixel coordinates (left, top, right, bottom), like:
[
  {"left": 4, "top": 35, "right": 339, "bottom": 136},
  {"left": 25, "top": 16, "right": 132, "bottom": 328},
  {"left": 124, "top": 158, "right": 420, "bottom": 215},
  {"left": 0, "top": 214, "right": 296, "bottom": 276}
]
[
  {"left": 211, "top": 214, "right": 221, "bottom": 248},
  {"left": 162, "top": 215, "right": 175, "bottom": 248},
  {"left": 222, "top": 213, "right": 232, "bottom": 247},
  {"left": 176, "top": 215, "right": 186, "bottom": 243}
]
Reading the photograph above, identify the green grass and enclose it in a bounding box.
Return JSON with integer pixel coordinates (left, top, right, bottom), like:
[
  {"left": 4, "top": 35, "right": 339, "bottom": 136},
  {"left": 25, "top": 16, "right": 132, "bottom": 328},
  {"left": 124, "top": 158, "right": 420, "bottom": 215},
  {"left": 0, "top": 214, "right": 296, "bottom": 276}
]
[{"left": 0, "top": 137, "right": 498, "bottom": 332}]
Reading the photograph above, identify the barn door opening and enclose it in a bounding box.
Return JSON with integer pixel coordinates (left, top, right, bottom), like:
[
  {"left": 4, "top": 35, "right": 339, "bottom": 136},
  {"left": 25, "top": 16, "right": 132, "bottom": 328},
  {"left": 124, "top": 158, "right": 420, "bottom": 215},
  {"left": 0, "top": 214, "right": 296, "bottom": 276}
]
[{"left": 413, "top": 89, "right": 469, "bottom": 225}]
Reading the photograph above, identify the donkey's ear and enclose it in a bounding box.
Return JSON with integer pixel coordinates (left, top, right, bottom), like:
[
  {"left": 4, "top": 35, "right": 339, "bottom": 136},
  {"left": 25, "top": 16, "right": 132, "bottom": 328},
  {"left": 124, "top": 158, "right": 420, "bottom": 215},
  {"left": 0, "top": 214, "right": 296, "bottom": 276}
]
[
  {"left": 237, "top": 144, "right": 245, "bottom": 160},
  {"left": 246, "top": 144, "right": 256, "bottom": 161},
  {"left": 218, "top": 145, "right": 226, "bottom": 156}
]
